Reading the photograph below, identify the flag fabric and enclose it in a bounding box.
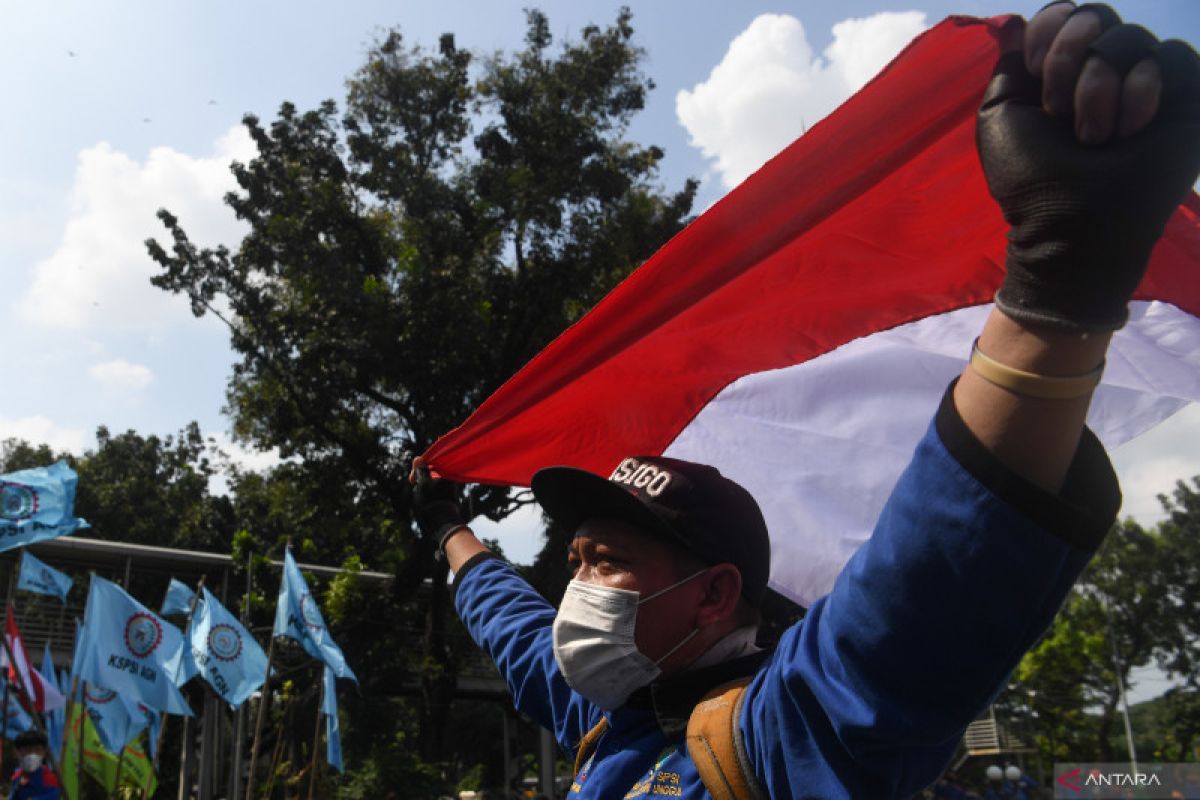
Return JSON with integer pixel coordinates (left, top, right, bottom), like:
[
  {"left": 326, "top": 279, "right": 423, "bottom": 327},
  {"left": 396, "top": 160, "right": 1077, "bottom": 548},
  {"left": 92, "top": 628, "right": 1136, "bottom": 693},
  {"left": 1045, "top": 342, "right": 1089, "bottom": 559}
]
[
  {"left": 43, "top": 642, "right": 65, "bottom": 760},
  {"left": 2, "top": 606, "right": 65, "bottom": 711},
  {"left": 0, "top": 686, "right": 34, "bottom": 738},
  {"left": 81, "top": 682, "right": 139, "bottom": 754},
  {"left": 187, "top": 587, "right": 268, "bottom": 708},
  {"left": 322, "top": 665, "right": 343, "bottom": 773},
  {"left": 61, "top": 702, "right": 157, "bottom": 798},
  {"left": 159, "top": 578, "right": 196, "bottom": 616},
  {"left": 421, "top": 15, "right": 1200, "bottom": 608},
  {"left": 74, "top": 576, "right": 192, "bottom": 716},
  {"left": 273, "top": 550, "right": 356, "bottom": 681},
  {"left": 17, "top": 550, "right": 73, "bottom": 603},
  {"left": 0, "top": 460, "right": 89, "bottom": 551}
]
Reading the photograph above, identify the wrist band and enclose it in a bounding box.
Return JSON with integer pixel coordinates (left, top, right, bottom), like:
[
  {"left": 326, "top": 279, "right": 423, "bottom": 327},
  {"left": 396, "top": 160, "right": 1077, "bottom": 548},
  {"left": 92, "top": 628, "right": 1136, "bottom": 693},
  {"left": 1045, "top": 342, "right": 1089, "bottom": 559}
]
[
  {"left": 969, "top": 338, "right": 1104, "bottom": 399},
  {"left": 436, "top": 523, "right": 471, "bottom": 553}
]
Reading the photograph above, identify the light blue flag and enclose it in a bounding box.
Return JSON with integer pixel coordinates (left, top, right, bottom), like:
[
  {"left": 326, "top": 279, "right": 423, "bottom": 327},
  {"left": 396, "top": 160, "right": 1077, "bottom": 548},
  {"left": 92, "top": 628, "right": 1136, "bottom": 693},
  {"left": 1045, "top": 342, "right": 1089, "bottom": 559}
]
[
  {"left": 159, "top": 578, "right": 196, "bottom": 616},
  {"left": 322, "top": 666, "right": 342, "bottom": 773},
  {"left": 273, "top": 550, "right": 356, "bottom": 681},
  {"left": 17, "top": 550, "right": 73, "bottom": 603},
  {"left": 75, "top": 576, "right": 193, "bottom": 716},
  {"left": 42, "top": 642, "right": 65, "bottom": 759},
  {"left": 187, "top": 587, "right": 268, "bottom": 708},
  {"left": 1, "top": 686, "right": 34, "bottom": 738},
  {"left": 82, "top": 682, "right": 139, "bottom": 753},
  {"left": 0, "top": 461, "right": 89, "bottom": 552}
]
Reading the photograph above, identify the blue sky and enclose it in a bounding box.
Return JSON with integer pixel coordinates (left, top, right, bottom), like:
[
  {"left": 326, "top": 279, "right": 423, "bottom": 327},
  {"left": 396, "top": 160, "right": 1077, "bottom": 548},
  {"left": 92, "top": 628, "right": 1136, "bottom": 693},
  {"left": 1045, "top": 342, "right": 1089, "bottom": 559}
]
[{"left": 3, "top": 1, "right": 1199, "bottom": 572}]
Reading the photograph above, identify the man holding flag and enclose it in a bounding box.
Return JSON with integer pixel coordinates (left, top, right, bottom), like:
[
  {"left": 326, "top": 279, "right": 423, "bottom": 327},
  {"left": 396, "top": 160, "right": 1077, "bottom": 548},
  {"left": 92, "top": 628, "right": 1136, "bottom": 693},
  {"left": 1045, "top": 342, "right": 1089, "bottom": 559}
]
[{"left": 412, "top": 4, "right": 1200, "bottom": 799}]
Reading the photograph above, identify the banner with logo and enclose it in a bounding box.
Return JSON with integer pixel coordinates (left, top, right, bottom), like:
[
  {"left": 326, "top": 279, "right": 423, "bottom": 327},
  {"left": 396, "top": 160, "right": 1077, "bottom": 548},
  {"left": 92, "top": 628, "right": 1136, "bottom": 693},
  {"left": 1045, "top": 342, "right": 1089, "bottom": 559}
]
[
  {"left": 186, "top": 587, "right": 268, "bottom": 708},
  {"left": 75, "top": 576, "right": 192, "bottom": 716},
  {"left": 273, "top": 550, "right": 356, "bottom": 681},
  {"left": 61, "top": 702, "right": 157, "bottom": 798},
  {"left": 0, "top": 461, "right": 89, "bottom": 552},
  {"left": 81, "top": 681, "right": 142, "bottom": 754},
  {"left": 17, "top": 550, "right": 73, "bottom": 603}
]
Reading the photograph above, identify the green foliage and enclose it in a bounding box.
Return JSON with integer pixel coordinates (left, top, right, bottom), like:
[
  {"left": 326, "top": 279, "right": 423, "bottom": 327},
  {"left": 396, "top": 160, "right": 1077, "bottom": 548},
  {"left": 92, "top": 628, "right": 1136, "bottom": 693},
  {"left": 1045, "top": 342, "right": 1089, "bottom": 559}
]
[
  {"left": 74, "top": 423, "right": 236, "bottom": 551},
  {"left": 324, "top": 553, "right": 365, "bottom": 625},
  {"left": 144, "top": 6, "right": 696, "bottom": 779},
  {"left": 997, "top": 490, "right": 1200, "bottom": 764}
]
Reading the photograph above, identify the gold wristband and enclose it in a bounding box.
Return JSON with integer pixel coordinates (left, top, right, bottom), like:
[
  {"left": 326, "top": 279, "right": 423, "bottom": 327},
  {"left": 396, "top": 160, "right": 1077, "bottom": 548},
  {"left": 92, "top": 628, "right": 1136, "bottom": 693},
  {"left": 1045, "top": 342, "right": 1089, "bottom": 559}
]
[{"left": 969, "top": 338, "right": 1104, "bottom": 400}]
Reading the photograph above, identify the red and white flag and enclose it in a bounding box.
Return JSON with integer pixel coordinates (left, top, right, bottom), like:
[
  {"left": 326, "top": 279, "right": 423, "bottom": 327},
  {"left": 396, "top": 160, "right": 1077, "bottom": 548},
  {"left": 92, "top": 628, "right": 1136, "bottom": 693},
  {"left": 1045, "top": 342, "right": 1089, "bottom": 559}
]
[
  {"left": 423, "top": 16, "right": 1200, "bottom": 606},
  {"left": 2, "top": 605, "right": 66, "bottom": 712}
]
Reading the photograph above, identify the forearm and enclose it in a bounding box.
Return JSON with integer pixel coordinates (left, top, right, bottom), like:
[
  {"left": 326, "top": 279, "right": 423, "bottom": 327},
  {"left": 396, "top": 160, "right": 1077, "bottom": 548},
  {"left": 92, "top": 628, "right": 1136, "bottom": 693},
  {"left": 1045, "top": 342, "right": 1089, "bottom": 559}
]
[
  {"left": 442, "top": 526, "right": 491, "bottom": 573},
  {"left": 952, "top": 309, "right": 1111, "bottom": 493}
]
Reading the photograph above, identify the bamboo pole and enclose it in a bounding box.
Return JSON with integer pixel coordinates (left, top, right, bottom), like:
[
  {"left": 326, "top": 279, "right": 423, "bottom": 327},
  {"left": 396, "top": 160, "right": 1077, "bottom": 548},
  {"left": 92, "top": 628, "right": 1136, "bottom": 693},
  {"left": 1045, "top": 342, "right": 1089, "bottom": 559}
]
[
  {"left": 247, "top": 541, "right": 288, "bottom": 800},
  {"left": 245, "top": 634, "right": 277, "bottom": 799},
  {"left": 306, "top": 673, "right": 324, "bottom": 800},
  {"left": 112, "top": 741, "right": 129, "bottom": 799},
  {"left": 175, "top": 575, "right": 207, "bottom": 800}
]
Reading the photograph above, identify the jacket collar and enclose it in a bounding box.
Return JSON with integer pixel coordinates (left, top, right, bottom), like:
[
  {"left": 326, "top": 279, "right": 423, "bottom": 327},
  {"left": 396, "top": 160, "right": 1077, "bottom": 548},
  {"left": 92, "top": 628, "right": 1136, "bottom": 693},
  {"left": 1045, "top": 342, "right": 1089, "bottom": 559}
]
[{"left": 623, "top": 649, "right": 772, "bottom": 739}]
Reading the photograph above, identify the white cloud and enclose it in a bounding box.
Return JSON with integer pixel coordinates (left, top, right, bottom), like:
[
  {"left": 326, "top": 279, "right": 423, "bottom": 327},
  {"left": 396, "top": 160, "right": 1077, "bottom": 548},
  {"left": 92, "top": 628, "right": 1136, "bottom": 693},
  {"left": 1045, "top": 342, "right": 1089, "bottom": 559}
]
[
  {"left": 677, "top": 11, "right": 927, "bottom": 190},
  {"left": 88, "top": 359, "right": 155, "bottom": 393},
  {"left": 18, "top": 126, "right": 254, "bottom": 332},
  {"left": 1111, "top": 403, "right": 1200, "bottom": 525},
  {"left": 209, "top": 432, "right": 283, "bottom": 475},
  {"left": 0, "top": 415, "right": 87, "bottom": 454}
]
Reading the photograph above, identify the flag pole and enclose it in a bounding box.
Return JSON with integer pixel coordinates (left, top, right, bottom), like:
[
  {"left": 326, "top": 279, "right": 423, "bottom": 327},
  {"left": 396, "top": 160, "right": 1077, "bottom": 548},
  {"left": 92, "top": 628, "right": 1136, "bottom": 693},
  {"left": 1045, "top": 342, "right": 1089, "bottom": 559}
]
[
  {"left": 306, "top": 671, "right": 325, "bottom": 800},
  {"left": 245, "top": 633, "right": 276, "bottom": 798},
  {"left": 247, "top": 540, "right": 288, "bottom": 799},
  {"left": 75, "top": 678, "right": 85, "bottom": 800},
  {"left": 112, "top": 741, "right": 129, "bottom": 799},
  {"left": 174, "top": 575, "right": 207, "bottom": 800}
]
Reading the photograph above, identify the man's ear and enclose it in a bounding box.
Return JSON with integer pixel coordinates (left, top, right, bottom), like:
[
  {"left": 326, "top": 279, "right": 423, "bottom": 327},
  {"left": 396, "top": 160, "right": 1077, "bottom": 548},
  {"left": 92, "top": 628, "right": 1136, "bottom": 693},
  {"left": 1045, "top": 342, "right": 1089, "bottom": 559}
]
[{"left": 695, "top": 563, "right": 743, "bottom": 627}]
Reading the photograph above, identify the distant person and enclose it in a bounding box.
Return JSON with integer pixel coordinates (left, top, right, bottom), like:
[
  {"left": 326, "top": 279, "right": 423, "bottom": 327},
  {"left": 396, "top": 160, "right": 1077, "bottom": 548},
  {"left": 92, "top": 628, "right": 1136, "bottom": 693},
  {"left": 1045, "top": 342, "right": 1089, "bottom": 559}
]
[{"left": 8, "top": 730, "right": 59, "bottom": 800}]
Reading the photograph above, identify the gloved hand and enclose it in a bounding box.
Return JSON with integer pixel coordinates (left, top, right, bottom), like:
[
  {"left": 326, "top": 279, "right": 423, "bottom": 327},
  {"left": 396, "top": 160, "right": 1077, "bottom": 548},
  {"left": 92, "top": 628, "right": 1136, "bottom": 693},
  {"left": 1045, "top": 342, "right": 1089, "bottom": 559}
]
[
  {"left": 410, "top": 460, "right": 468, "bottom": 551},
  {"left": 977, "top": 3, "right": 1200, "bottom": 331}
]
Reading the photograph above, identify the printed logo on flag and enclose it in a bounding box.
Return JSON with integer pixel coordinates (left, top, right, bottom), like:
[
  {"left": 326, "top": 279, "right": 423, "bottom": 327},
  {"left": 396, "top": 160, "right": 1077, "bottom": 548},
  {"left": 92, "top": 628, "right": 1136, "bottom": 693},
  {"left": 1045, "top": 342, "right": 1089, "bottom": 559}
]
[
  {"left": 300, "top": 594, "right": 324, "bottom": 631},
  {"left": 207, "top": 624, "right": 243, "bottom": 662},
  {"left": 0, "top": 482, "right": 38, "bottom": 521},
  {"left": 124, "top": 613, "right": 163, "bottom": 658},
  {"left": 84, "top": 685, "right": 118, "bottom": 705}
]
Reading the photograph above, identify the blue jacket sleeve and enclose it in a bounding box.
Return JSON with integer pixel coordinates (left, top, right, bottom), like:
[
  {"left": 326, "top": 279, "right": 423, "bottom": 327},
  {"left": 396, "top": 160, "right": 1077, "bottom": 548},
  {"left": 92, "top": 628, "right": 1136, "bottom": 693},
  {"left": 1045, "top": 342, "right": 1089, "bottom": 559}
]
[
  {"left": 741, "top": 388, "right": 1120, "bottom": 798},
  {"left": 453, "top": 555, "right": 599, "bottom": 752}
]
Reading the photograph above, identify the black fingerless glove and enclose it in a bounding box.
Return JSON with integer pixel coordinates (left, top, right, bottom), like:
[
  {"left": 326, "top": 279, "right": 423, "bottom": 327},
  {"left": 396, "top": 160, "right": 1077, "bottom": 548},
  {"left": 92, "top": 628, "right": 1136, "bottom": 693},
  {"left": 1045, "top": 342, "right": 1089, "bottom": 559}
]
[
  {"left": 977, "top": 11, "right": 1200, "bottom": 331},
  {"left": 412, "top": 466, "right": 468, "bottom": 551}
]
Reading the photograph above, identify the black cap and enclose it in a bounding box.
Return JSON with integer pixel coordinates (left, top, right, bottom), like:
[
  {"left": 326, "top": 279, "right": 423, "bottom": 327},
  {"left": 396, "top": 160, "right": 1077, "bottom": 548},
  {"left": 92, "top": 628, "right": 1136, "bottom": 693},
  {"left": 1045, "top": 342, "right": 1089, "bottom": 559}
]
[{"left": 531, "top": 456, "right": 771, "bottom": 608}]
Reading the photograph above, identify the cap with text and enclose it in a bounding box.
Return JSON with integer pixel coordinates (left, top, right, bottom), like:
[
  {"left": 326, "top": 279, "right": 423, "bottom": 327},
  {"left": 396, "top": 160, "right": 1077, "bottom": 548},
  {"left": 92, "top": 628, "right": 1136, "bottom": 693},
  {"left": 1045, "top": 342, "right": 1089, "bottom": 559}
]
[{"left": 532, "top": 456, "right": 771, "bottom": 607}]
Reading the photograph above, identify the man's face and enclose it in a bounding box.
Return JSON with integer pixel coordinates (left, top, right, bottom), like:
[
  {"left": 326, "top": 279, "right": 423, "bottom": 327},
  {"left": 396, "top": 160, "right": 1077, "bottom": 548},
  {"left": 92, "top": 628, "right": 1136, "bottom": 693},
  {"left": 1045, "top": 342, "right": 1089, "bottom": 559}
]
[
  {"left": 566, "top": 517, "right": 706, "bottom": 665},
  {"left": 15, "top": 743, "right": 45, "bottom": 763}
]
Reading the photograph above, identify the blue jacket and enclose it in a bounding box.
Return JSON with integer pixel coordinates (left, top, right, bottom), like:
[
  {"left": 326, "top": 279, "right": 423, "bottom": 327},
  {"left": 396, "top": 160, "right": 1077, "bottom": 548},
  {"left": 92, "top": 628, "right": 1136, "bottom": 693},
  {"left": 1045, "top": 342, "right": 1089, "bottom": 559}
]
[
  {"left": 453, "top": 389, "right": 1119, "bottom": 799},
  {"left": 8, "top": 765, "right": 60, "bottom": 800}
]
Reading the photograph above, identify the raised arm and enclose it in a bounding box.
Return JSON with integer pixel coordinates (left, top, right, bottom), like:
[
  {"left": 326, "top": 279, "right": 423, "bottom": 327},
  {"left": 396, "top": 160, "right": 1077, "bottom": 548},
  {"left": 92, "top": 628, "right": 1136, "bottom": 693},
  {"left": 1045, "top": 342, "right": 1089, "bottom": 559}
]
[{"left": 956, "top": 2, "right": 1200, "bottom": 492}]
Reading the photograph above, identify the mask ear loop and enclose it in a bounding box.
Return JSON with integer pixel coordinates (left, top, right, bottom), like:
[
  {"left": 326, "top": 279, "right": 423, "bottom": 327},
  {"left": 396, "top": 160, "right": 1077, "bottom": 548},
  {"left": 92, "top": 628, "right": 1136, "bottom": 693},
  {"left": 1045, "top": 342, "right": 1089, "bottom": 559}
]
[
  {"left": 637, "top": 567, "right": 709, "bottom": 605},
  {"left": 636, "top": 568, "right": 709, "bottom": 667},
  {"left": 652, "top": 626, "right": 701, "bottom": 667}
]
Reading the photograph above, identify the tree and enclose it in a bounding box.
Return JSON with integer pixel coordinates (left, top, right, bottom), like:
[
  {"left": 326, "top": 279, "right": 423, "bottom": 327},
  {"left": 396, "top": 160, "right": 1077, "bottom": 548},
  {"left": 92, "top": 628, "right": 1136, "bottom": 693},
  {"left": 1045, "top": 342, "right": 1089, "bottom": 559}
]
[
  {"left": 146, "top": 7, "right": 696, "bottom": 782},
  {"left": 997, "top": 520, "right": 1167, "bottom": 761}
]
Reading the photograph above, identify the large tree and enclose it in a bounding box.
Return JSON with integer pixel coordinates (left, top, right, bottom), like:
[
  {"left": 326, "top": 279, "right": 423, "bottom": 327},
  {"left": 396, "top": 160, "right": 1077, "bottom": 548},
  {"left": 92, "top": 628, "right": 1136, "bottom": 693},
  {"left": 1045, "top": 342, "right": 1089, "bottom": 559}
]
[{"left": 146, "top": 6, "right": 696, "bottom": 782}]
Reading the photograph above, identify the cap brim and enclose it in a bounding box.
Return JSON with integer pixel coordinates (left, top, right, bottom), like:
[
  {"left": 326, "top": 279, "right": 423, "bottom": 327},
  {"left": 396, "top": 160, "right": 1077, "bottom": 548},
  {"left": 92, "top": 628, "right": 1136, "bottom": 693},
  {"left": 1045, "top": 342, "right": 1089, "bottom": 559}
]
[{"left": 531, "top": 465, "right": 684, "bottom": 547}]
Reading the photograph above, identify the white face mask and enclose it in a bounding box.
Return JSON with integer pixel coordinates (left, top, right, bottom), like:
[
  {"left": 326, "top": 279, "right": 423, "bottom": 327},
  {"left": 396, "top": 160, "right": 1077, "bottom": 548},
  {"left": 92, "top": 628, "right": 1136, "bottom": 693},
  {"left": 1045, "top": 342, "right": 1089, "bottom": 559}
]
[
  {"left": 552, "top": 569, "right": 706, "bottom": 710},
  {"left": 20, "top": 753, "right": 42, "bottom": 773}
]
